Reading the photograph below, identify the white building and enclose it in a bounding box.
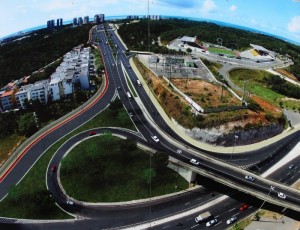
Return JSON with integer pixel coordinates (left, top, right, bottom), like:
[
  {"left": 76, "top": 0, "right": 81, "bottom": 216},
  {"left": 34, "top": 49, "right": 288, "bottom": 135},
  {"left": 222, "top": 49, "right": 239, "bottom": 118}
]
[
  {"left": 50, "top": 77, "right": 64, "bottom": 101},
  {"left": 15, "top": 84, "right": 33, "bottom": 109},
  {"left": 29, "top": 80, "right": 49, "bottom": 104}
]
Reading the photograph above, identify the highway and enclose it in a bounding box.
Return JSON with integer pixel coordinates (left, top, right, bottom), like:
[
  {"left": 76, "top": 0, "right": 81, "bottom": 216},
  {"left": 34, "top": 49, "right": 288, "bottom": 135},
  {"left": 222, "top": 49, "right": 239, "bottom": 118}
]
[{"left": 0, "top": 23, "right": 299, "bottom": 229}]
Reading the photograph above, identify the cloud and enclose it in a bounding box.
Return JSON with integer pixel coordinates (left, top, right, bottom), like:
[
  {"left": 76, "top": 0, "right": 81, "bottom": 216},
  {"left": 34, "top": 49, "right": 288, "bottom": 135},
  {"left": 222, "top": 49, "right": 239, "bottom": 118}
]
[
  {"left": 229, "top": 5, "right": 237, "bottom": 12},
  {"left": 200, "top": 0, "right": 217, "bottom": 15},
  {"left": 288, "top": 16, "right": 300, "bottom": 33}
]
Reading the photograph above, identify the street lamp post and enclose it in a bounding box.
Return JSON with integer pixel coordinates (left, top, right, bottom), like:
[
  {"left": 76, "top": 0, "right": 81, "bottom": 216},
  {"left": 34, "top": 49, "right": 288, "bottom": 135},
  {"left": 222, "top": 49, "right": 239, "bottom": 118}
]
[{"left": 231, "top": 134, "right": 238, "bottom": 159}]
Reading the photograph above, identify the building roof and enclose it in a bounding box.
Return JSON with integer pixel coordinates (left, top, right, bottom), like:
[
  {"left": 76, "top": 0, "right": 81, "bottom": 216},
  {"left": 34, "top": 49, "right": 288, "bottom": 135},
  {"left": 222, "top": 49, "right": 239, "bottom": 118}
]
[
  {"left": 180, "top": 36, "right": 197, "bottom": 43},
  {"left": 1, "top": 90, "right": 13, "bottom": 97},
  {"left": 250, "top": 44, "right": 270, "bottom": 53}
]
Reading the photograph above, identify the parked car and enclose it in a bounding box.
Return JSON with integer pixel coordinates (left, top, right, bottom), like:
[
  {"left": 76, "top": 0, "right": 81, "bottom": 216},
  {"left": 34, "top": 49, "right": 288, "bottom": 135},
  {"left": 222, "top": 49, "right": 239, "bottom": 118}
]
[
  {"left": 51, "top": 165, "right": 57, "bottom": 173},
  {"left": 206, "top": 218, "right": 217, "bottom": 227},
  {"left": 89, "top": 131, "right": 97, "bottom": 136},
  {"left": 190, "top": 159, "right": 200, "bottom": 165},
  {"left": 151, "top": 135, "right": 160, "bottom": 143},
  {"left": 239, "top": 204, "right": 248, "bottom": 211},
  {"left": 245, "top": 175, "right": 255, "bottom": 182},
  {"left": 226, "top": 216, "right": 237, "bottom": 225},
  {"left": 278, "top": 192, "right": 286, "bottom": 199}
]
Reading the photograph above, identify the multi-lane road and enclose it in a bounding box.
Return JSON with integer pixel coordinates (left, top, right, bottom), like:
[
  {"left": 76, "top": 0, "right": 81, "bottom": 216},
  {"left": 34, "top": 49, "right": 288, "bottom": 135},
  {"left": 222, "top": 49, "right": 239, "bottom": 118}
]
[{"left": 0, "top": 23, "right": 299, "bottom": 229}]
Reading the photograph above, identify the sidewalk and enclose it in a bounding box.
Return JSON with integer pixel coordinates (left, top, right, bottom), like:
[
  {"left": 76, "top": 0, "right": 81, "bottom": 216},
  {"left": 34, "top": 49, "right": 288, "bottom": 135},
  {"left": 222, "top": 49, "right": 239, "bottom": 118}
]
[{"left": 245, "top": 216, "right": 300, "bottom": 230}]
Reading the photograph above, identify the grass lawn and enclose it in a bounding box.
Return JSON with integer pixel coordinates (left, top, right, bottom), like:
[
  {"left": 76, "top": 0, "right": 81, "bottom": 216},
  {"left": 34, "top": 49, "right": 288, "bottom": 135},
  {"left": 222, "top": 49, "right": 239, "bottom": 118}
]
[
  {"left": 229, "top": 69, "right": 284, "bottom": 102},
  {"left": 208, "top": 47, "right": 236, "bottom": 56},
  {"left": 0, "top": 105, "right": 135, "bottom": 219},
  {"left": 60, "top": 136, "right": 189, "bottom": 202}
]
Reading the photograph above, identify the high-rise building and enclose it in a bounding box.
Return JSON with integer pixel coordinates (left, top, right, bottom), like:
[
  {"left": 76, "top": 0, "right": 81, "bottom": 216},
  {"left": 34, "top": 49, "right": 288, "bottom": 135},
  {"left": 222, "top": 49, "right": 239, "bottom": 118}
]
[
  {"left": 83, "top": 16, "right": 89, "bottom": 24},
  {"left": 73, "top": 18, "right": 78, "bottom": 26},
  {"left": 56, "top": 19, "right": 60, "bottom": 27},
  {"left": 59, "top": 18, "right": 63, "bottom": 27},
  {"left": 78, "top": 17, "right": 83, "bottom": 26},
  {"left": 93, "top": 14, "right": 105, "bottom": 24}
]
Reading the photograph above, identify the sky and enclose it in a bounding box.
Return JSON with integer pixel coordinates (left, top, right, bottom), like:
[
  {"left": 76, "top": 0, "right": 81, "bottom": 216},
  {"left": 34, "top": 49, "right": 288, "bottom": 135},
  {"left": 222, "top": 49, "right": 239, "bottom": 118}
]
[{"left": 1, "top": 0, "right": 300, "bottom": 44}]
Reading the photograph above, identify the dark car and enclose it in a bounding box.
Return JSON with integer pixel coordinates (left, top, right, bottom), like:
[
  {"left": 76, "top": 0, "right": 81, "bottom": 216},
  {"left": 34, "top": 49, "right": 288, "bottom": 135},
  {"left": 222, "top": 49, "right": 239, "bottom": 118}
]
[{"left": 51, "top": 165, "right": 57, "bottom": 173}]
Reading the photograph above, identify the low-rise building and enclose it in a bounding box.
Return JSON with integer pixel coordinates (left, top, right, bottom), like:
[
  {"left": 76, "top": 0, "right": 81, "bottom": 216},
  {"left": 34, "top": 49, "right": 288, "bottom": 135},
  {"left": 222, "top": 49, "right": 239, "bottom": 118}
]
[
  {"left": 0, "top": 88, "right": 19, "bottom": 111},
  {"left": 15, "top": 84, "right": 33, "bottom": 109}
]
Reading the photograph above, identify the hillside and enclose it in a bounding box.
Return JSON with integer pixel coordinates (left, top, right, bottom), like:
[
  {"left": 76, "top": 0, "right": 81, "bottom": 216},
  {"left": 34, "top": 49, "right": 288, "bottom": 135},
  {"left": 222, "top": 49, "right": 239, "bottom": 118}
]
[{"left": 0, "top": 24, "right": 92, "bottom": 87}]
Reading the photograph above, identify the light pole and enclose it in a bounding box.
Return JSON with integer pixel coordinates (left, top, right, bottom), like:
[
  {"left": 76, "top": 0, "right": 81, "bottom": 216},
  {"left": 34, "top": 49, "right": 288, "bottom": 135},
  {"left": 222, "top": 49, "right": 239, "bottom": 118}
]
[
  {"left": 231, "top": 134, "right": 238, "bottom": 159},
  {"left": 254, "top": 185, "right": 275, "bottom": 220}
]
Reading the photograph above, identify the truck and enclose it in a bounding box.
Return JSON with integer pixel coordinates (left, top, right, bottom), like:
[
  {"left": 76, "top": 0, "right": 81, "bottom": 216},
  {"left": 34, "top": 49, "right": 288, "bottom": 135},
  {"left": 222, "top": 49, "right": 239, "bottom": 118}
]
[{"left": 195, "top": 211, "right": 211, "bottom": 223}]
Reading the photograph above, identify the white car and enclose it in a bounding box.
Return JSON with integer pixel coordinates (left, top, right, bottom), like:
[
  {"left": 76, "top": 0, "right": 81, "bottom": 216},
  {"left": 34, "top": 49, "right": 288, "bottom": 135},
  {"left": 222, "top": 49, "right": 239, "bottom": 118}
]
[
  {"left": 226, "top": 216, "right": 237, "bottom": 225},
  {"left": 151, "top": 135, "right": 160, "bottom": 143},
  {"left": 245, "top": 175, "right": 255, "bottom": 182},
  {"left": 190, "top": 159, "right": 200, "bottom": 165},
  {"left": 206, "top": 218, "right": 217, "bottom": 227},
  {"left": 278, "top": 192, "right": 286, "bottom": 199},
  {"left": 176, "top": 149, "right": 182, "bottom": 154},
  {"left": 67, "top": 200, "right": 74, "bottom": 205}
]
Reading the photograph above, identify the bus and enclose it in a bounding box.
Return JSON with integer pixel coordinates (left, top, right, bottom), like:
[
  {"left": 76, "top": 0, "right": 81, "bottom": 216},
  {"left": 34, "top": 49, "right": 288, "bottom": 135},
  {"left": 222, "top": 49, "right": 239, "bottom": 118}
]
[{"left": 126, "top": 92, "right": 132, "bottom": 99}]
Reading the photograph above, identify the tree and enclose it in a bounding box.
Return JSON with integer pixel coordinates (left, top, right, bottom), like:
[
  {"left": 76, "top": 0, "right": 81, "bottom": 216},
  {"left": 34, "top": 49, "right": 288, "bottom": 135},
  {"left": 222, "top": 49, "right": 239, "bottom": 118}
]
[
  {"left": 119, "top": 139, "right": 137, "bottom": 163},
  {"left": 110, "top": 98, "right": 123, "bottom": 115},
  {"left": 186, "top": 48, "right": 192, "bottom": 54},
  {"left": 18, "top": 112, "right": 38, "bottom": 137},
  {"left": 33, "top": 189, "right": 55, "bottom": 211},
  {"left": 143, "top": 168, "right": 156, "bottom": 185},
  {"left": 118, "top": 110, "right": 128, "bottom": 126},
  {"left": 153, "top": 152, "right": 169, "bottom": 172}
]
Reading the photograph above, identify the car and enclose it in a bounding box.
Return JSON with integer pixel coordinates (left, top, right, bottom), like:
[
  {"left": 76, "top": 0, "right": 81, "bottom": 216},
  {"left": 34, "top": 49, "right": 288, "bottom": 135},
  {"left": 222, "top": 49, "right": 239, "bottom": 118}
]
[
  {"left": 117, "top": 86, "right": 122, "bottom": 91},
  {"left": 239, "top": 204, "right": 248, "bottom": 211},
  {"left": 190, "top": 159, "right": 200, "bottom": 165},
  {"left": 206, "top": 218, "right": 217, "bottom": 227},
  {"left": 226, "top": 216, "right": 237, "bottom": 225},
  {"left": 129, "top": 112, "right": 133, "bottom": 117},
  {"left": 89, "top": 131, "right": 96, "bottom": 136},
  {"left": 112, "top": 63, "right": 115, "bottom": 67},
  {"left": 67, "top": 200, "right": 74, "bottom": 205},
  {"left": 278, "top": 192, "right": 286, "bottom": 199},
  {"left": 151, "top": 135, "right": 160, "bottom": 143},
  {"left": 128, "top": 65, "right": 131, "bottom": 69},
  {"left": 51, "top": 165, "right": 57, "bottom": 173},
  {"left": 245, "top": 175, "right": 255, "bottom": 182},
  {"left": 176, "top": 149, "right": 182, "bottom": 154},
  {"left": 289, "top": 164, "right": 294, "bottom": 169}
]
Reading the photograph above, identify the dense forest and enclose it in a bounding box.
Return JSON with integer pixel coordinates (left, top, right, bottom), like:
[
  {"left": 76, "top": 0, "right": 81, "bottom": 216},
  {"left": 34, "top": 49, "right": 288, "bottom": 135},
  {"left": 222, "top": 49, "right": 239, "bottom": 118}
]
[
  {"left": 0, "top": 24, "right": 92, "bottom": 87},
  {"left": 118, "top": 18, "right": 300, "bottom": 80}
]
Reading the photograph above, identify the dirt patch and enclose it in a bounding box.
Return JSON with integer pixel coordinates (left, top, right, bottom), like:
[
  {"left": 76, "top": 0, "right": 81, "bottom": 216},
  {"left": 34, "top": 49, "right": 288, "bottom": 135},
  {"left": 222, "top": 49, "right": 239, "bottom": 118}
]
[
  {"left": 172, "top": 79, "right": 240, "bottom": 108},
  {"left": 275, "top": 68, "right": 298, "bottom": 81}
]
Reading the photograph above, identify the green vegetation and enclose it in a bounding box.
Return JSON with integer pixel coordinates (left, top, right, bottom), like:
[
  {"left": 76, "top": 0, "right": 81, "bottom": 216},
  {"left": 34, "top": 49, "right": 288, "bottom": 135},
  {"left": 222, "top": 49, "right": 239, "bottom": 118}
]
[
  {"left": 60, "top": 136, "right": 188, "bottom": 202},
  {"left": 208, "top": 47, "right": 236, "bottom": 57},
  {"left": 125, "top": 71, "right": 137, "bottom": 97},
  {"left": 0, "top": 24, "right": 93, "bottom": 87},
  {"left": 229, "top": 68, "right": 300, "bottom": 110},
  {"left": 0, "top": 102, "right": 135, "bottom": 219},
  {"left": 230, "top": 68, "right": 283, "bottom": 101},
  {"left": 201, "top": 59, "right": 223, "bottom": 81}
]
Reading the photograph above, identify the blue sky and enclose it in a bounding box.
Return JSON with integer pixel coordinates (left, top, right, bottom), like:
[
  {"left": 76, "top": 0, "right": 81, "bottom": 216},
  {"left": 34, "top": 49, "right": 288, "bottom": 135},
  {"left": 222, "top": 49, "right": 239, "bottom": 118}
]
[{"left": 1, "top": 0, "right": 300, "bottom": 44}]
